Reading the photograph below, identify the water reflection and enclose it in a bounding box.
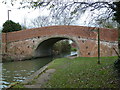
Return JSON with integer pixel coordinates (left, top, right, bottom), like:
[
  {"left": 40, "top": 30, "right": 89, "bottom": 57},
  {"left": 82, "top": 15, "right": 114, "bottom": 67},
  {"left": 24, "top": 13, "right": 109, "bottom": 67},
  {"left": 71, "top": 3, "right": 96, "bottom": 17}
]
[{"left": 0, "top": 63, "right": 2, "bottom": 89}]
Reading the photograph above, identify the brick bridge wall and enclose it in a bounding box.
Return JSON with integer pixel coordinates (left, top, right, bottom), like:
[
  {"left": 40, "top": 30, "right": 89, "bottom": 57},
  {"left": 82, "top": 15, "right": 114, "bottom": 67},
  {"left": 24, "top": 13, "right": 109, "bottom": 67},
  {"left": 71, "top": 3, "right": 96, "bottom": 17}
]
[{"left": 2, "top": 25, "right": 118, "bottom": 61}]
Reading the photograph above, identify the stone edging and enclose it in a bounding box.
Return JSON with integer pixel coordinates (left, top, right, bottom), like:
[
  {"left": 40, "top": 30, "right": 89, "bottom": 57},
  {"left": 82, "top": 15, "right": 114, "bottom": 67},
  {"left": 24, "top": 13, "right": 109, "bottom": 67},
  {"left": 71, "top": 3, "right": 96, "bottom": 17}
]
[
  {"left": 6, "top": 62, "right": 51, "bottom": 88},
  {"left": 22, "top": 63, "right": 49, "bottom": 84}
]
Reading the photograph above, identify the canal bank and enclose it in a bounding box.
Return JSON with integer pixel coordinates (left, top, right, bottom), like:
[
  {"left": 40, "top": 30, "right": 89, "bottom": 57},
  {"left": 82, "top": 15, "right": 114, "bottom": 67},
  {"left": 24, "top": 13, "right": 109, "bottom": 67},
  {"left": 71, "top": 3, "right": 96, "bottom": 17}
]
[
  {"left": 6, "top": 56, "right": 77, "bottom": 88},
  {"left": 2, "top": 57, "right": 53, "bottom": 88},
  {"left": 2, "top": 51, "right": 77, "bottom": 88},
  {"left": 8, "top": 56, "right": 120, "bottom": 88},
  {"left": 9, "top": 62, "right": 56, "bottom": 88}
]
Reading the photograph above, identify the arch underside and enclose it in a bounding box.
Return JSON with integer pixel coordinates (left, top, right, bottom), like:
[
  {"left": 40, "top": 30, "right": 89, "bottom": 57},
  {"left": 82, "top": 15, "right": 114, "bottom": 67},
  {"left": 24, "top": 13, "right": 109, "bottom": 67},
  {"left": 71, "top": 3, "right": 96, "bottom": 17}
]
[{"left": 34, "top": 37, "right": 78, "bottom": 58}]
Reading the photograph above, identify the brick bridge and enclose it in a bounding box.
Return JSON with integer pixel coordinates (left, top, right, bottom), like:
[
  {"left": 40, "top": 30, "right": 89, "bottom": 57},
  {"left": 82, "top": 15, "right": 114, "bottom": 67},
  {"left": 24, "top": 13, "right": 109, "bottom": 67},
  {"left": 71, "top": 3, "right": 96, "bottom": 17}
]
[{"left": 2, "top": 25, "right": 118, "bottom": 61}]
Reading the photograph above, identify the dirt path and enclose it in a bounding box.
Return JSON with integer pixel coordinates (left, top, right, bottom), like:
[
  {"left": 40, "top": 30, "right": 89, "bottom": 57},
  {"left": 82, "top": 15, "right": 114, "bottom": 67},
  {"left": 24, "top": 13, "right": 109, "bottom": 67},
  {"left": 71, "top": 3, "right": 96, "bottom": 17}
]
[{"left": 24, "top": 69, "right": 55, "bottom": 88}]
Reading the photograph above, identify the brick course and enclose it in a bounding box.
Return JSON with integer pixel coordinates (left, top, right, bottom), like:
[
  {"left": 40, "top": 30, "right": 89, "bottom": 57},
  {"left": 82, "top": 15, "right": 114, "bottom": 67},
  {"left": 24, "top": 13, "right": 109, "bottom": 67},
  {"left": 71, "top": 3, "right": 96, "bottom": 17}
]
[{"left": 2, "top": 25, "right": 118, "bottom": 43}]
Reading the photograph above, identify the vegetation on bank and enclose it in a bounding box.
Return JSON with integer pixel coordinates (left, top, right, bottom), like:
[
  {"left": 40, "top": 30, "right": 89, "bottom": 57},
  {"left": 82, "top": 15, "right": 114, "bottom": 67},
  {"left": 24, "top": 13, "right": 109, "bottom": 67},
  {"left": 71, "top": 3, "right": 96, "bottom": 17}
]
[
  {"left": 52, "top": 40, "right": 71, "bottom": 55},
  {"left": 71, "top": 48, "right": 77, "bottom": 52},
  {"left": 42, "top": 57, "right": 119, "bottom": 88}
]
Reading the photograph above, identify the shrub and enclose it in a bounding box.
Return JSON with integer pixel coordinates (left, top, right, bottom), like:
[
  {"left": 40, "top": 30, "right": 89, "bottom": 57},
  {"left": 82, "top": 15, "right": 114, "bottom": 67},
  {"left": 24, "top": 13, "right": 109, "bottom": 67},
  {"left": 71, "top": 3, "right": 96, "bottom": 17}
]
[{"left": 2, "top": 20, "right": 22, "bottom": 33}]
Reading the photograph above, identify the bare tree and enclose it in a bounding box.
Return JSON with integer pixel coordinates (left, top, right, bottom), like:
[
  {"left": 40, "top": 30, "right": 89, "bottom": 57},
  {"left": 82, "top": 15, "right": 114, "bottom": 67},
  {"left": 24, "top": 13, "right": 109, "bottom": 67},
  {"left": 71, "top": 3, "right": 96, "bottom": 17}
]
[
  {"left": 96, "top": 17, "right": 118, "bottom": 28},
  {"left": 2, "top": 0, "right": 116, "bottom": 26},
  {"left": 50, "top": 9, "right": 79, "bottom": 25},
  {"left": 30, "top": 8, "right": 79, "bottom": 27},
  {"left": 31, "top": 16, "right": 50, "bottom": 28}
]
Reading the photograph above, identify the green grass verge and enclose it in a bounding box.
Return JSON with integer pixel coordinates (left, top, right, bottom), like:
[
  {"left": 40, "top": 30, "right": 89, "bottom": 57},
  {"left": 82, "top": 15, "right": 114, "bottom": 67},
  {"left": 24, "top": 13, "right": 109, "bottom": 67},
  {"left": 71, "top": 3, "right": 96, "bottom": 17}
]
[
  {"left": 8, "top": 82, "right": 25, "bottom": 88},
  {"left": 43, "top": 57, "right": 119, "bottom": 88},
  {"left": 12, "top": 84, "right": 25, "bottom": 88}
]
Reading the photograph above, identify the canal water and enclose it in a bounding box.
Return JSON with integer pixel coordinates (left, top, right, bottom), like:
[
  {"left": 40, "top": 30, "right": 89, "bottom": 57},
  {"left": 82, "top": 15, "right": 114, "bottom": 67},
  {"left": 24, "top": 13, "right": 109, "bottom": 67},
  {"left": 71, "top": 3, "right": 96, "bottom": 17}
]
[
  {"left": 1, "top": 51, "right": 77, "bottom": 88},
  {"left": 2, "top": 57, "right": 53, "bottom": 88}
]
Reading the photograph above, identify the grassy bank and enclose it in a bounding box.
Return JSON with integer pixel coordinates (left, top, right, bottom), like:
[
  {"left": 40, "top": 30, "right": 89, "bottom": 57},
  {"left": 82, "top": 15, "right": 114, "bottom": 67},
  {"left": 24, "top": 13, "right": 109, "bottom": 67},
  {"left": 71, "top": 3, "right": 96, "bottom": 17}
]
[{"left": 42, "top": 57, "right": 119, "bottom": 88}]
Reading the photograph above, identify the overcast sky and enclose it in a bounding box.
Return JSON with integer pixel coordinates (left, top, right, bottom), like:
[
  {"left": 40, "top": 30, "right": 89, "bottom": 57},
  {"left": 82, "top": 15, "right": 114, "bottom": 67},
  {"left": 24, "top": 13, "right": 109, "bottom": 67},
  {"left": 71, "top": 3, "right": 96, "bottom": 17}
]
[{"left": 0, "top": 1, "right": 50, "bottom": 30}]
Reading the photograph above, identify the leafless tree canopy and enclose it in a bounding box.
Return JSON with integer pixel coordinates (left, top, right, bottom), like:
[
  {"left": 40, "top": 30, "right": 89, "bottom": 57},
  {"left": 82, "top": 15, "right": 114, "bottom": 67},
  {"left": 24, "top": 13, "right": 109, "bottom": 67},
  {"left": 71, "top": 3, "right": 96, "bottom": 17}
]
[{"left": 2, "top": 0, "right": 118, "bottom": 26}]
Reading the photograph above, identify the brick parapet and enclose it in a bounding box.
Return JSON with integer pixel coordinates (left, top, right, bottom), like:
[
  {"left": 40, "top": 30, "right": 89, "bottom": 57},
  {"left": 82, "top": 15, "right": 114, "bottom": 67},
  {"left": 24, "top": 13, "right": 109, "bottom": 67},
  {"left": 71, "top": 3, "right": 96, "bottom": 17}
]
[{"left": 2, "top": 25, "right": 118, "bottom": 43}]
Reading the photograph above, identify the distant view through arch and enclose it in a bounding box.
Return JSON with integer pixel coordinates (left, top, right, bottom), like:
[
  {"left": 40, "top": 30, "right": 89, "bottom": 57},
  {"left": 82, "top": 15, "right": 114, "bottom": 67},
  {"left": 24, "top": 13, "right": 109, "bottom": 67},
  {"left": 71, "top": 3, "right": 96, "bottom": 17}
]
[{"left": 34, "top": 36, "right": 79, "bottom": 58}]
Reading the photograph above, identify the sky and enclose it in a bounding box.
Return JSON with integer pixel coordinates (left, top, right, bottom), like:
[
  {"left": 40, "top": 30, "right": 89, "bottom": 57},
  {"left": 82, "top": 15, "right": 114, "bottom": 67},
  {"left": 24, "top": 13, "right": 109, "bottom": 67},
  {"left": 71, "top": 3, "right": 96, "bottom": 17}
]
[{"left": 0, "top": 1, "right": 50, "bottom": 30}]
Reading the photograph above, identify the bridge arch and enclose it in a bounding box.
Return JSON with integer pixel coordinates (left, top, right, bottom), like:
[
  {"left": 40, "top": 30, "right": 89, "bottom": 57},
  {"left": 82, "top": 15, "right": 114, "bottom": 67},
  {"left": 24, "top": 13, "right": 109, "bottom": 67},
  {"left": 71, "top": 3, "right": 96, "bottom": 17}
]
[{"left": 34, "top": 36, "right": 80, "bottom": 58}]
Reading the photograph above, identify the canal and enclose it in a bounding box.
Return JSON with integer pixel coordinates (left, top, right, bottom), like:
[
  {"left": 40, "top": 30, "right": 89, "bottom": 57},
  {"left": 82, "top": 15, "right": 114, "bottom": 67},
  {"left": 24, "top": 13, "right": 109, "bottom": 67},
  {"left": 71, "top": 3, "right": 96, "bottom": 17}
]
[
  {"left": 1, "top": 51, "right": 77, "bottom": 88},
  {"left": 2, "top": 57, "right": 53, "bottom": 88}
]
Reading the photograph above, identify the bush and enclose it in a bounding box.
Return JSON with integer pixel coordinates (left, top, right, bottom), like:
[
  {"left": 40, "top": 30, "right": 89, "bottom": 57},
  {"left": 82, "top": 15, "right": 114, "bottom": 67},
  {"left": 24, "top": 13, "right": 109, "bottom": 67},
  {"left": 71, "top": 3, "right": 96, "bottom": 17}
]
[
  {"left": 2, "top": 20, "right": 22, "bottom": 33},
  {"left": 71, "top": 48, "right": 77, "bottom": 51},
  {"left": 52, "top": 40, "right": 71, "bottom": 54}
]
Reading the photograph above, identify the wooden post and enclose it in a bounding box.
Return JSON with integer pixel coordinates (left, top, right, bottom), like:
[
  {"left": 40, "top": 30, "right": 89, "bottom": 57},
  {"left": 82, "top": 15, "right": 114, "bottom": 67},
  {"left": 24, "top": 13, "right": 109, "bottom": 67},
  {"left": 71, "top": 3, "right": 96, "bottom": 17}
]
[{"left": 98, "top": 28, "right": 100, "bottom": 64}]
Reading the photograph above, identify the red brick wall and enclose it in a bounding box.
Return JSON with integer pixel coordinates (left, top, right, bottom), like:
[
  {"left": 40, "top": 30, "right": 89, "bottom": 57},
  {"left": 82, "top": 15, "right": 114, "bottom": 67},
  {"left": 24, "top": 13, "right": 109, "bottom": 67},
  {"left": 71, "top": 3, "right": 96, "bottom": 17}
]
[{"left": 2, "top": 25, "right": 118, "bottom": 43}]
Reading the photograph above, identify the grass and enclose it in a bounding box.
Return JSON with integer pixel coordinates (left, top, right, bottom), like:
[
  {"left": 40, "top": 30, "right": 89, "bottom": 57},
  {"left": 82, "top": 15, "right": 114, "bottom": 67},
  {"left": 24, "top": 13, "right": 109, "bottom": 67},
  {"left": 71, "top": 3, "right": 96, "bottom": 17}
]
[
  {"left": 8, "top": 82, "right": 25, "bottom": 88},
  {"left": 71, "top": 48, "right": 77, "bottom": 51},
  {"left": 12, "top": 84, "right": 25, "bottom": 88},
  {"left": 43, "top": 56, "right": 119, "bottom": 88}
]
